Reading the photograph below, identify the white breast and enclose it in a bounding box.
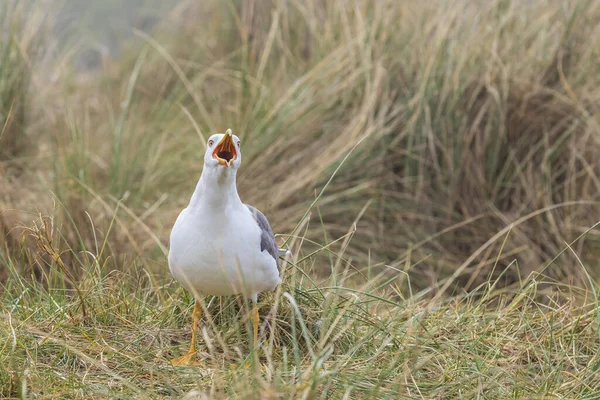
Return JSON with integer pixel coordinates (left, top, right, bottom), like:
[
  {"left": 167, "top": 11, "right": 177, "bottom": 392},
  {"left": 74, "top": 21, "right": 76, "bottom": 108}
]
[{"left": 168, "top": 204, "right": 280, "bottom": 298}]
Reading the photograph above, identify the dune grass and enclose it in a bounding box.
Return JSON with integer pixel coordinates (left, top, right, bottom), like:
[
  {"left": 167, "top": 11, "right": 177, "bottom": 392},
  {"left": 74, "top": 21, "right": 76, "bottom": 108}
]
[
  {"left": 1, "top": 211, "right": 600, "bottom": 399},
  {"left": 2, "top": 0, "right": 600, "bottom": 398}
]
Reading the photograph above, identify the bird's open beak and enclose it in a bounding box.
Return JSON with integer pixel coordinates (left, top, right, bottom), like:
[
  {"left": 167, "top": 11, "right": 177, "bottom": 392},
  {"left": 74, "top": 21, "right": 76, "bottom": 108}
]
[{"left": 212, "top": 129, "right": 237, "bottom": 166}]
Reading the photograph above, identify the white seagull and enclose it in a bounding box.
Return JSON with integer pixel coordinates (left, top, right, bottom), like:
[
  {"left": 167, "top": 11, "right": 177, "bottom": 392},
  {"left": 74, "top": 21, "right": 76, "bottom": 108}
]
[{"left": 168, "top": 129, "right": 282, "bottom": 366}]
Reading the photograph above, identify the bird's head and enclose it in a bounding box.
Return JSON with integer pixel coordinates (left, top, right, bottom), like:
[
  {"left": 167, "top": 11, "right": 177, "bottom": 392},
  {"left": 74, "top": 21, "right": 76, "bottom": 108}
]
[{"left": 204, "top": 129, "right": 242, "bottom": 171}]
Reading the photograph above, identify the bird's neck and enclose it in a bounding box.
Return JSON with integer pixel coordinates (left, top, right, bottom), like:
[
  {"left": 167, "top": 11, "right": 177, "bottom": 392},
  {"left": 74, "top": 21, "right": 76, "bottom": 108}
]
[{"left": 189, "top": 167, "right": 242, "bottom": 211}]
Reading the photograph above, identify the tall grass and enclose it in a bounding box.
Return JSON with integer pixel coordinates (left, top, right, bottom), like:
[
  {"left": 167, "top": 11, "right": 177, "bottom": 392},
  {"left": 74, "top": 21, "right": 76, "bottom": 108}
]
[
  {"left": 1, "top": 0, "right": 600, "bottom": 398},
  {"left": 0, "top": 0, "right": 50, "bottom": 283},
  {"left": 14, "top": 0, "right": 597, "bottom": 289},
  {"left": 0, "top": 1, "right": 33, "bottom": 161}
]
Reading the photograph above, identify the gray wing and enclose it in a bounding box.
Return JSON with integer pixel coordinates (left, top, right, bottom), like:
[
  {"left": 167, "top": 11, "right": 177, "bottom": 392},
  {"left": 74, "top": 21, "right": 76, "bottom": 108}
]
[{"left": 245, "top": 204, "right": 279, "bottom": 270}]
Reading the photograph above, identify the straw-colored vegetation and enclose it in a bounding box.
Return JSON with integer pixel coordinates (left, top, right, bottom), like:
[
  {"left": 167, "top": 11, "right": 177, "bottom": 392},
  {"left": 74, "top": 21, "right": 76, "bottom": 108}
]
[{"left": 1, "top": 0, "right": 600, "bottom": 398}]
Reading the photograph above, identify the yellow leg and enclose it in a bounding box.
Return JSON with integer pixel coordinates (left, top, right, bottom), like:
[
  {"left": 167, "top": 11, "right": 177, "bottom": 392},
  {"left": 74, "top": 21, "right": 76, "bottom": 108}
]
[
  {"left": 171, "top": 300, "right": 202, "bottom": 366},
  {"left": 252, "top": 302, "right": 259, "bottom": 348},
  {"left": 230, "top": 302, "right": 260, "bottom": 370}
]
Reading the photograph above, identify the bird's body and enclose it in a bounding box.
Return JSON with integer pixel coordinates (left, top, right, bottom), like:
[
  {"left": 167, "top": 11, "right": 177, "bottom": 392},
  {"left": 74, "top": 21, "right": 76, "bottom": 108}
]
[
  {"left": 168, "top": 129, "right": 281, "bottom": 366},
  {"left": 169, "top": 194, "right": 280, "bottom": 300}
]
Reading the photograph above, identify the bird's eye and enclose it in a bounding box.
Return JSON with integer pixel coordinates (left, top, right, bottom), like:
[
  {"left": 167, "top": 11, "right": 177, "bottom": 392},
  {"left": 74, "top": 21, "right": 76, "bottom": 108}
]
[
  {"left": 208, "top": 139, "right": 214, "bottom": 146},
  {"left": 237, "top": 140, "right": 241, "bottom": 147}
]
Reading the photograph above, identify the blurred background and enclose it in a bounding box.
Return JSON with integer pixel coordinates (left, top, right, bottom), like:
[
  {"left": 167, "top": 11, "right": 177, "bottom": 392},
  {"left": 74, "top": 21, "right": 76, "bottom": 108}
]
[{"left": 1, "top": 0, "right": 600, "bottom": 293}]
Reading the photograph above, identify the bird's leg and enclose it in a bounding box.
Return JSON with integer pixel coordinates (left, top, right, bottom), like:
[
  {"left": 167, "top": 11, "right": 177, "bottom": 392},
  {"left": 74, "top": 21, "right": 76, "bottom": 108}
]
[
  {"left": 190, "top": 299, "right": 202, "bottom": 352},
  {"left": 230, "top": 299, "right": 260, "bottom": 370},
  {"left": 252, "top": 301, "right": 260, "bottom": 349},
  {"left": 171, "top": 300, "right": 202, "bottom": 366}
]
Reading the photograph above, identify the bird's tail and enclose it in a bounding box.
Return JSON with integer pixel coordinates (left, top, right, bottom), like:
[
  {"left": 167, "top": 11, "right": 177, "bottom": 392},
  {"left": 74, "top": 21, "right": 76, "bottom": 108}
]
[{"left": 278, "top": 248, "right": 291, "bottom": 258}]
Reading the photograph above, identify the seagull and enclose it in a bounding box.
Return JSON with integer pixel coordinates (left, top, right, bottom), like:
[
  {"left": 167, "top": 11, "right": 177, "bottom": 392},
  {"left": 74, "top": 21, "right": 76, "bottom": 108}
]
[{"left": 168, "top": 129, "right": 282, "bottom": 366}]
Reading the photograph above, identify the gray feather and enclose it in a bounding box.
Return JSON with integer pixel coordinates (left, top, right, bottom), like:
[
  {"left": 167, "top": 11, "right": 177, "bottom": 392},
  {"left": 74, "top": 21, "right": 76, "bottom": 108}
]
[{"left": 245, "top": 204, "right": 280, "bottom": 270}]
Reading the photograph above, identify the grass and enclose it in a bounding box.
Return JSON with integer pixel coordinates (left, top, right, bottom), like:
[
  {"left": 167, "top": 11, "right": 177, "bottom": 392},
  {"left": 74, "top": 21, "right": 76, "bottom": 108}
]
[
  {"left": 0, "top": 1, "right": 31, "bottom": 162},
  {"left": 1, "top": 0, "right": 600, "bottom": 398},
  {"left": 1, "top": 212, "right": 599, "bottom": 398}
]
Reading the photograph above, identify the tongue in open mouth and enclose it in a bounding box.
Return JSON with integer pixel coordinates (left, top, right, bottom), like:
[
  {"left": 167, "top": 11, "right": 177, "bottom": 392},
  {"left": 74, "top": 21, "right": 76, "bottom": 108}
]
[{"left": 217, "top": 150, "right": 234, "bottom": 163}]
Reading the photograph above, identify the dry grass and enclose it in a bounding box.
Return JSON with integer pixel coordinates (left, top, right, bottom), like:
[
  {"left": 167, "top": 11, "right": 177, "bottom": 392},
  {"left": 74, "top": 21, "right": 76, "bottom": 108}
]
[{"left": 1, "top": 0, "right": 600, "bottom": 398}]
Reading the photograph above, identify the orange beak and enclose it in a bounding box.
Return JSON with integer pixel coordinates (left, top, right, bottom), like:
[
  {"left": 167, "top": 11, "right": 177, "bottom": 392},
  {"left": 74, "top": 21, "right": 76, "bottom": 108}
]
[{"left": 212, "top": 129, "right": 237, "bottom": 166}]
